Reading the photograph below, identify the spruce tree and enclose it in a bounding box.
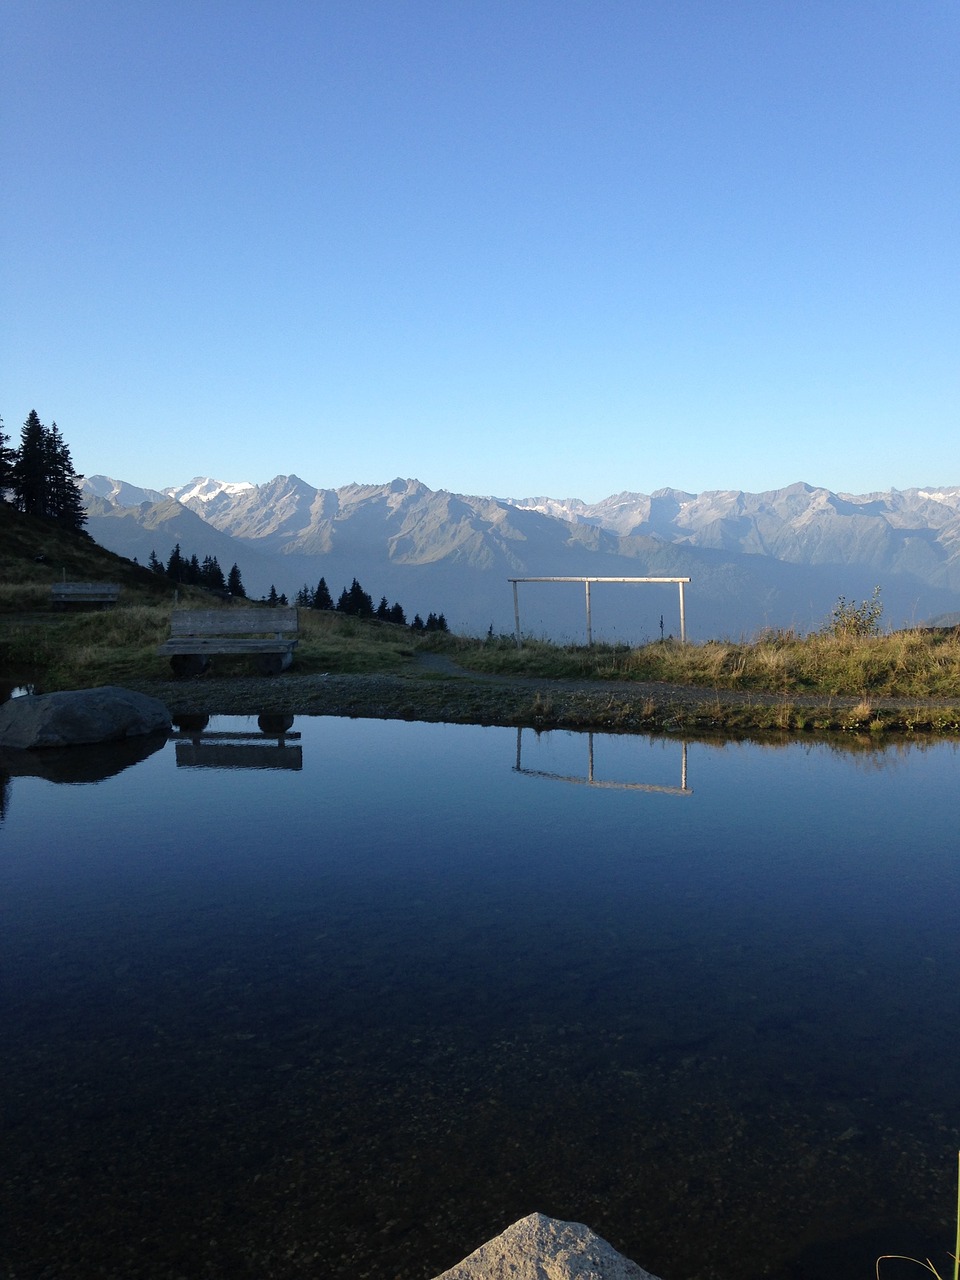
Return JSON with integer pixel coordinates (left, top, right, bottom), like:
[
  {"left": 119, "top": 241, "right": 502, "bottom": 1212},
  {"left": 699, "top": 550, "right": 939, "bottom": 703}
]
[
  {"left": 312, "top": 577, "right": 333, "bottom": 610},
  {"left": 197, "top": 555, "right": 225, "bottom": 591},
  {"left": 226, "top": 563, "right": 246, "bottom": 598},
  {"left": 0, "top": 416, "right": 17, "bottom": 499},
  {"left": 46, "top": 421, "right": 87, "bottom": 531},
  {"left": 11, "top": 412, "right": 86, "bottom": 530},
  {"left": 347, "top": 578, "right": 373, "bottom": 617},
  {"left": 166, "top": 544, "right": 185, "bottom": 579},
  {"left": 389, "top": 602, "right": 406, "bottom": 626},
  {"left": 148, "top": 549, "right": 165, "bottom": 575},
  {"left": 12, "top": 410, "right": 48, "bottom": 516}
]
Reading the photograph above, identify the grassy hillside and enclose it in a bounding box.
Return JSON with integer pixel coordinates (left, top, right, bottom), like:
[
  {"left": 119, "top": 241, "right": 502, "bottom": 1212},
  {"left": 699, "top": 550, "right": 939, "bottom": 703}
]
[{"left": 0, "top": 501, "right": 178, "bottom": 611}]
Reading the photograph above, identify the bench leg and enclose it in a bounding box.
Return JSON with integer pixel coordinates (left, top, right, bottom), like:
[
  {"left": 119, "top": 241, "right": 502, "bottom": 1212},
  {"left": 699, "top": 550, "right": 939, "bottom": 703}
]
[
  {"left": 256, "top": 653, "right": 287, "bottom": 676},
  {"left": 170, "top": 654, "right": 210, "bottom": 677}
]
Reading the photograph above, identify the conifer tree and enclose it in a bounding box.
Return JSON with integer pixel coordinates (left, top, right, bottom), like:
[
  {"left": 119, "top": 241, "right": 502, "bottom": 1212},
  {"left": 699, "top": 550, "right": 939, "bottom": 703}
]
[
  {"left": 12, "top": 410, "right": 48, "bottom": 516},
  {"left": 11, "top": 411, "right": 86, "bottom": 530},
  {"left": 0, "top": 416, "right": 17, "bottom": 499},
  {"left": 45, "top": 422, "right": 87, "bottom": 531},
  {"left": 148, "top": 549, "right": 165, "bottom": 575},
  {"left": 376, "top": 596, "right": 390, "bottom": 620},
  {"left": 347, "top": 578, "right": 373, "bottom": 616},
  {"left": 312, "top": 577, "right": 333, "bottom": 610},
  {"left": 389, "top": 602, "right": 406, "bottom": 626},
  {"left": 226, "top": 563, "right": 246, "bottom": 598},
  {"left": 267, "top": 584, "right": 279, "bottom": 606},
  {"left": 166, "top": 543, "right": 185, "bottom": 579},
  {"left": 200, "top": 555, "right": 226, "bottom": 591}
]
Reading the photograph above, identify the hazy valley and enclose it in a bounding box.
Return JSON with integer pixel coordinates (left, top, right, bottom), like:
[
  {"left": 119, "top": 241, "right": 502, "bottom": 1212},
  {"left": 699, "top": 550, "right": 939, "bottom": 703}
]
[{"left": 81, "top": 475, "right": 960, "bottom": 641}]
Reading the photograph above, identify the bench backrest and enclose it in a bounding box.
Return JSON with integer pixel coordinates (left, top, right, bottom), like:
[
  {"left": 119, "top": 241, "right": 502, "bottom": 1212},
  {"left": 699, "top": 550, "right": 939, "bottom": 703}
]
[
  {"left": 168, "top": 607, "right": 299, "bottom": 637},
  {"left": 51, "top": 582, "right": 121, "bottom": 599}
]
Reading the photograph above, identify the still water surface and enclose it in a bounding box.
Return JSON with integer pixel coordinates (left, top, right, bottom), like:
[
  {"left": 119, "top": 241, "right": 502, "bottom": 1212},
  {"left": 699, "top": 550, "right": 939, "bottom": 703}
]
[{"left": 2, "top": 717, "right": 959, "bottom": 1280}]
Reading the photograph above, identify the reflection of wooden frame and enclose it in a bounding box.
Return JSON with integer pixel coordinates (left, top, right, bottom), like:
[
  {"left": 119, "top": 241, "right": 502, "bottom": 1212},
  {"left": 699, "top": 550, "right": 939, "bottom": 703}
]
[
  {"left": 508, "top": 576, "right": 690, "bottom": 645},
  {"left": 173, "top": 720, "right": 303, "bottom": 771},
  {"left": 513, "top": 729, "right": 691, "bottom": 795}
]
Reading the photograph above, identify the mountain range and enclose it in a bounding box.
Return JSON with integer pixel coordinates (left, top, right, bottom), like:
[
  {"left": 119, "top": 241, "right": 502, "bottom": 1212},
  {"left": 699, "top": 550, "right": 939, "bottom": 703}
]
[{"left": 80, "top": 475, "right": 960, "bottom": 641}]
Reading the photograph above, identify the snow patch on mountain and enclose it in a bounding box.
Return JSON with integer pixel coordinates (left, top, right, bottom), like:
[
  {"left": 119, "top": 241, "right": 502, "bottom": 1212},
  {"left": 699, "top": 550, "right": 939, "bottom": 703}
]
[{"left": 164, "top": 477, "right": 255, "bottom": 505}]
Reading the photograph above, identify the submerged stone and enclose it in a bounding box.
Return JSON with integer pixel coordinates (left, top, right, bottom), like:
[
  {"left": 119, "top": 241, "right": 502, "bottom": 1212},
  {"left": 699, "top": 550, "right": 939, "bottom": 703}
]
[
  {"left": 0, "top": 686, "right": 172, "bottom": 749},
  {"left": 431, "top": 1212, "right": 662, "bottom": 1280}
]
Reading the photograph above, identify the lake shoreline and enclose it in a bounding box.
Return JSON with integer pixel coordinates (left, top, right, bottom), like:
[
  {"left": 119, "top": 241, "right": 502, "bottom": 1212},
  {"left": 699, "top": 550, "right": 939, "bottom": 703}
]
[{"left": 126, "top": 662, "right": 960, "bottom": 739}]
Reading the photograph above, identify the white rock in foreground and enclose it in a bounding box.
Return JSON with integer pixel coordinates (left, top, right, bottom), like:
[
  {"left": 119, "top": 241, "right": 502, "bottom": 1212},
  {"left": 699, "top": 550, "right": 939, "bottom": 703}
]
[
  {"left": 431, "top": 1212, "right": 662, "bottom": 1280},
  {"left": 0, "top": 686, "right": 171, "bottom": 749}
]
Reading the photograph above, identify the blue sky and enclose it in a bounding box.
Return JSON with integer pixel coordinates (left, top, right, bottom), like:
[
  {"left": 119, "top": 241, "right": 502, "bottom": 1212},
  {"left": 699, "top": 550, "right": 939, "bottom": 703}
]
[{"left": 2, "top": 0, "right": 957, "bottom": 500}]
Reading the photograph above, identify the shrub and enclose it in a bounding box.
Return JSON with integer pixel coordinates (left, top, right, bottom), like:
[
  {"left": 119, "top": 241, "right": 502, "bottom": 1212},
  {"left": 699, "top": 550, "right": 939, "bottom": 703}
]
[{"left": 824, "top": 586, "right": 884, "bottom": 638}]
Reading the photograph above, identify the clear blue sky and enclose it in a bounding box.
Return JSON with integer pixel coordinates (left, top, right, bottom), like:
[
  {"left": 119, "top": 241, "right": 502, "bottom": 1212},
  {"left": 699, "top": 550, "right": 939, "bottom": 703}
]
[{"left": 2, "top": 0, "right": 957, "bottom": 500}]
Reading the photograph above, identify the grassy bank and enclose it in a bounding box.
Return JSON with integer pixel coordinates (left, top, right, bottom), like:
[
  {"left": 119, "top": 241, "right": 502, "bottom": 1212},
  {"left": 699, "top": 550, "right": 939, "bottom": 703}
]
[
  {"left": 4, "top": 601, "right": 960, "bottom": 737},
  {"left": 446, "top": 626, "right": 960, "bottom": 699}
]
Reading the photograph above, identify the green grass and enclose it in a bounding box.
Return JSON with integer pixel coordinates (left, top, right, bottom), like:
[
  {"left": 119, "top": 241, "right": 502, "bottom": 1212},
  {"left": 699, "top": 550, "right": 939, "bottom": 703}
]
[
  {"left": 7, "top": 598, "right": 960, "bottom": 710},
  {"left": 0, "top": 600, "right": 423, "bottom": 688},
  {"left": 448, "top": 627, "right": 960, "bottom": 700}
]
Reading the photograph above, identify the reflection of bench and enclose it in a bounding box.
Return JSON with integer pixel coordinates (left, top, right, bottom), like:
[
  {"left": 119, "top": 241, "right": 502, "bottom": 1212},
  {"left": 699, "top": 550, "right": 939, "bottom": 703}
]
[
  {"left": 51, "top": 582, "right": 121, "bottom": 609},
  {"left": 158, "top": 607, "right": 299, "bottom": 676},
  {"left": 172, "top": 714, "right": 302, "bottom": 769}
]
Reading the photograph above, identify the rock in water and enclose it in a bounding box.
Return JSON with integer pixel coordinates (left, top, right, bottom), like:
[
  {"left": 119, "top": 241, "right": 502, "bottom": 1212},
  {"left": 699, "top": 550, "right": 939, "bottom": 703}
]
[
  {"left": 431, "top": 1213, "right": 662, "bottom": 1280},
  {"left": 0, "top": 686, "right": 171, "bottom": 749}
]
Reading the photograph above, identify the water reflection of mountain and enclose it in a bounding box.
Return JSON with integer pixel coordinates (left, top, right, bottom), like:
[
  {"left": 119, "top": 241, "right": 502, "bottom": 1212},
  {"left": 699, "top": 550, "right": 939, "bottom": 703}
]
[
  {"left": 513, "top": 728, "right": 691, "bottom": 794},
  {"left": 172, "top": 714, "right": 303, "bottom": 771}
]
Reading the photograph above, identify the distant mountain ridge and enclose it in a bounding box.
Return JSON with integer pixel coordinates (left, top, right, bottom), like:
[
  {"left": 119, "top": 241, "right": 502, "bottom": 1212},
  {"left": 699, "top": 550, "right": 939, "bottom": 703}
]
[{"left": 80, "top": 474, "right": 960, "bottom": 640}]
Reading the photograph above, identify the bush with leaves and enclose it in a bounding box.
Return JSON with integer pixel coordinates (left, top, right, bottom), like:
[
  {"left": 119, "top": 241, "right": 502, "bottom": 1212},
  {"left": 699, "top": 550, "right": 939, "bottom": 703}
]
[{"left": 823, "top": 586, "right": 884, "bottom": 638}]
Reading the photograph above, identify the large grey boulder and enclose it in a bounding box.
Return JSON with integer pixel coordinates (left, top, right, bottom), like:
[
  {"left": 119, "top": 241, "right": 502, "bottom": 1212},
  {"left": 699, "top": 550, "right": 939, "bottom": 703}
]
[
  {"left": 431, "top": 1213, "right": 662, "bottom": 1280},
  {"left": 0, "top": 686, "right": 171, "bottom": 749}
]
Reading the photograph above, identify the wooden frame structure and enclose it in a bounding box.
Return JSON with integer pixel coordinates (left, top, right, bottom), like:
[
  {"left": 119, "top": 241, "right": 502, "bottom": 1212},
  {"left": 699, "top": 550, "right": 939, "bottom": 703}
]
[{"left": 507, "top": 576, "right": 690, "bottom": 646}]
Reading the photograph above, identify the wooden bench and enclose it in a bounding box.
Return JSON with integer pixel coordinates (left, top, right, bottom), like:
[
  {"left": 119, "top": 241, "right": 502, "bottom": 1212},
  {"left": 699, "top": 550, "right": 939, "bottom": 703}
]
[
  {"left": 158, "top": 607, "right": 299, "bottom": 676},
  {"left": 51, "top": 582, "right": 121, "bottom": 609}
]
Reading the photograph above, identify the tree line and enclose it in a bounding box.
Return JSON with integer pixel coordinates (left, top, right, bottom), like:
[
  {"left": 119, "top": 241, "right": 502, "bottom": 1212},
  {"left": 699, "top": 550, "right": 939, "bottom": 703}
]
[
  {"left": 148, "top": 553, "right": 449, "bottom": 631},
  {"left": 148, "top": 543, "right": 246, "bottom": 596},
  {"left": 289, "top": 575, "right": 448, "bottom": 631},
  {"left": 0, "top": 410, "right": 87, "bottom": 533}
]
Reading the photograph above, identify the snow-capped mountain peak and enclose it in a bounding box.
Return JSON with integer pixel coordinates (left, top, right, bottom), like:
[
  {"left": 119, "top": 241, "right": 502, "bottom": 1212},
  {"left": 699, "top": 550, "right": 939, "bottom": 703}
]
[{"left": 163, "top": 477, "right": 255, "bottom": 505}]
